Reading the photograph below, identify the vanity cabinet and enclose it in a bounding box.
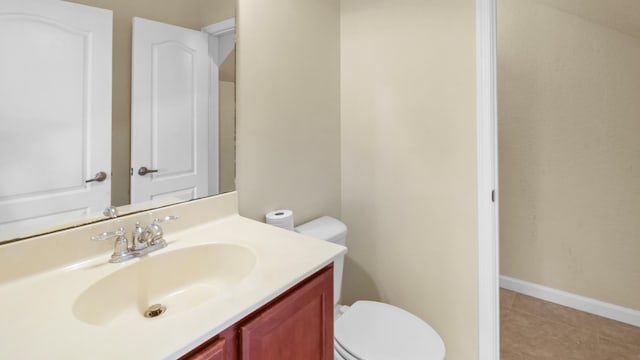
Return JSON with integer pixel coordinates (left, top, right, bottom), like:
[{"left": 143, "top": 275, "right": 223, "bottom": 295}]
[
  {"left": 181, "top": 265, "right": 333, "bottom": 360},
  {"left": 186, "top": 337, "right": 228, "bottom": 360}
]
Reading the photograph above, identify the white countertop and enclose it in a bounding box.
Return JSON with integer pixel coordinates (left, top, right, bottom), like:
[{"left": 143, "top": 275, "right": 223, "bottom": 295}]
[{"left": 0, "top": 201, "right": 345, "bottom": 359}]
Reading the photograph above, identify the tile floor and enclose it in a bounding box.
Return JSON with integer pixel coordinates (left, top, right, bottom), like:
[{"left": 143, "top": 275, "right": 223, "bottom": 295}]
[{"left": 500, "top": 288, "right": 640, "bottom": 360}]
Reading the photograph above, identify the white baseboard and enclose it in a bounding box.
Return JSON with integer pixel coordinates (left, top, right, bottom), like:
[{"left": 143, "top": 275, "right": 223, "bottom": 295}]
[{"left": 500, "top": 275, "right": 640, "bottom": 327}]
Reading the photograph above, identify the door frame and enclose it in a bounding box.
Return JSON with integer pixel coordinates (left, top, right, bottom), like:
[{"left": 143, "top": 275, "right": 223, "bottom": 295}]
[
  {"left": 202, "top": 18, "right": 235, "bottom": 196},
  {"left": 476, "top": 0, "right": 499, "bottom": 359}
]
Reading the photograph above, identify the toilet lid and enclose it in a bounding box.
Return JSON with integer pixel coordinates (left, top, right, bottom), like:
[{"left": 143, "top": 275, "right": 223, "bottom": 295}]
[{"left": 335, "top": 301, "right": 445, "bottom": 360}]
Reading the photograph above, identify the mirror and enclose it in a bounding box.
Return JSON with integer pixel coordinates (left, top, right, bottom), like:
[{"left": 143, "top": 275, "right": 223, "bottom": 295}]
[{"left": 0, "top": 0, "right": 236, "bottom": 243}]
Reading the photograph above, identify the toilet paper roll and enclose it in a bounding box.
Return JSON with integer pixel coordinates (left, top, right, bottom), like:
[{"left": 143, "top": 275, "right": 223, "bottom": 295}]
[{"left": 266, "top": 209, "right": 294, "bottom": 231}]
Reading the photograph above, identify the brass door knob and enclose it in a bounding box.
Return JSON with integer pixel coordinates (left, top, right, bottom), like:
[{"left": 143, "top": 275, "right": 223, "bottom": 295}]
[
  {"left": 85, "top": 171, "right": 107, "bottom": 183},
  {"left": 138, "top": 166, "right": 159, "bottom": 176}
]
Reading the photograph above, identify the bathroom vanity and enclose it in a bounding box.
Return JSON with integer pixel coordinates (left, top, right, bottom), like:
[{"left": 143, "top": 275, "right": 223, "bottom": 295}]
[
  {"left": 0, "top": 192, "right": 344, "bottom": 359},
  {"left": 182, "top": 265, "right": 333, "bottom": 359}
]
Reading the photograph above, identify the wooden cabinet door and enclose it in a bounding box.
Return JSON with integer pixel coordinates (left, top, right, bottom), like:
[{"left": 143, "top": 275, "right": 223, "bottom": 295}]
[
  {"left": 240, "top": 267, "right": 334, "bottom": 360},
  {"left": 181, "top": 326, "right": 237, "bottom": 360},
  {"left": 184, "top": 338, "right": 225, "bottom": 360}
]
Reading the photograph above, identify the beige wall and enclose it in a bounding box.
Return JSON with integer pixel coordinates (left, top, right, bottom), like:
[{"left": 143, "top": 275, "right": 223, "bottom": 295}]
[
  {"left": 236, "top": 1, "right": 481, "bottom": 357},
  {"left": 199, "top": 0, "right": 236, "bottom": 26},
  {"left": 340, "top": 1, "right": 478, "bottom": 359},
  {"left": 70, "top": 0, "right": 235, "bottom": 206},
  {"left": 235, "top": 0, "right": 342, "bottom": 224},
  {"left": 219, "top": 81, "right": 236, "bottom": 193},
  {"left": 499, "top": 0, "right": 640, "bottom": 310}
]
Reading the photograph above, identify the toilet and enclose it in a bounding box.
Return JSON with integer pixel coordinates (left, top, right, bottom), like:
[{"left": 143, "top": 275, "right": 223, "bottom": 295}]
[{"left": 295, "top": 216, "right": 446, "bottom": 360}]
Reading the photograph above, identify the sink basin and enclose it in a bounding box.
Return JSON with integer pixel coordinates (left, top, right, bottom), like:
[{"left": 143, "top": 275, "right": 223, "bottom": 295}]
[{"left": 73, "top": 243, "right": 256, "bottom": 326}]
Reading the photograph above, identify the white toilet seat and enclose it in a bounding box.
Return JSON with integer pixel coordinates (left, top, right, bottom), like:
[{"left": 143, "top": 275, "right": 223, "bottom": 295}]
[
  {"left": 334, "top": 301, "right": 446, "bottom": 360},
  {"left": 335, "top": 339, "right": 360, "bottom": 360}
]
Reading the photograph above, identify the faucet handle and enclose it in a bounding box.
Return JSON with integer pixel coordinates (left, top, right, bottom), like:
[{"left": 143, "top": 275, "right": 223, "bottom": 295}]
[
  {"left": 131, "top": 222, "right": 147, "bottom": 251},
  {"left": 91, "top": 227, "right": 126, "bottom": 241},
  {"left": 91, "top": 228, "right": 134, "bottom": 263},
  {"left": 152, "top": 215, "right": 179, "bottom": 225},
  {"left": 103, "top": 206, "right": 119, "bottom": 219},
  {"left": 143, "top": 216, "right": 178, "bottom": 247}
]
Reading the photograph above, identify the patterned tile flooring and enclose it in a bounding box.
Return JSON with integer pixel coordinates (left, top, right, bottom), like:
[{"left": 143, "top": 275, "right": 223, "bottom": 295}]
[{"left": 500, "top": 288, "right": 640, "bottom": 359}]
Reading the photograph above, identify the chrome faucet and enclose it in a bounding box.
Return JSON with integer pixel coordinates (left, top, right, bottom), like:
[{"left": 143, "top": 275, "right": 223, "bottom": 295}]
[
  {"left": 131, "top": 222, "right": 147, "bottom": 252},
  {"left": 91, "top": 228, "right": 135, "bottom": 263},
  {"left": 92, "top": 216, "right": 178, "bottom": 263},
  {"left": 142, "top": 219, "right": 166, "bottom": 246}
]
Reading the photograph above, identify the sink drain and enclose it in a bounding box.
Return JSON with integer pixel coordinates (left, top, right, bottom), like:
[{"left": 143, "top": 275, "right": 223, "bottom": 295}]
[{"left": 144, "top": 304, "right": 166, "bottom": 318}]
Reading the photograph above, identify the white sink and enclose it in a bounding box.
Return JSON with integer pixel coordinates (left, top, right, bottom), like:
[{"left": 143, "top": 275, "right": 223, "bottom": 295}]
[{"left": 72, "top": 243, "right": 256, "bottom": 326}]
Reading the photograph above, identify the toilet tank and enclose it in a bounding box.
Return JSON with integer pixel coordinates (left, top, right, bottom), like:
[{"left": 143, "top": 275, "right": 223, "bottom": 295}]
[{"left": 295, "top": 216, "right": 346, "bottom": 305}]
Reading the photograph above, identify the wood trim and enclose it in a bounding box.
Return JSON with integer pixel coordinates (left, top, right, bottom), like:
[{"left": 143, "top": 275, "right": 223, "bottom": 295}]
[
  {"left": 180, "top": 326, "right": 237, "bottom": 360},
  {"left": 187, "top": 338, "right": 225, "bottom": 360}
]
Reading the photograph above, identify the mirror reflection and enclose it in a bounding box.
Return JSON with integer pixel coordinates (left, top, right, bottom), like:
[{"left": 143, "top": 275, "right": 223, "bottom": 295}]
[{"left": 0, "top": 0, "right": 236, "bottom": 243}]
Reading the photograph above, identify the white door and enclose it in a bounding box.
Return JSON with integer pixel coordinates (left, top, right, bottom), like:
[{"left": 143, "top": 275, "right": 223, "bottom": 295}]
[
  {"left": 130, "top": 17, "right": 209, "bottom": 204},
  {"left": 0, "top": 0, "right": 112, "bottom": 238}
]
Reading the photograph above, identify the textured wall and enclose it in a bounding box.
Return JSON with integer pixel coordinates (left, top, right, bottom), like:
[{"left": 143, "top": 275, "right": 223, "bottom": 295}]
[
  {"left": 499, "top": 0, "right": 640, "bottom": 309},
  {"left": 340, "top": 1, "right": 479, "bottom": 358}
]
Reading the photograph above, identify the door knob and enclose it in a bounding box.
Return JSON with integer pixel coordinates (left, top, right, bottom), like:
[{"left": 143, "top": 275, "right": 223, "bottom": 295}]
[
  {"left": 85, "top": 171, "right": 107, "bottom": 183},
  {"left": 138, "top": 166, "right": 159, "bottom": 176}
]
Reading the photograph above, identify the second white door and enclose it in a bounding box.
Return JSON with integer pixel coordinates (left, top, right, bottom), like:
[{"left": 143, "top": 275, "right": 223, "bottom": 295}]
[{"left": 130, "top": 17, "right": 209, "bottom": 204}]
